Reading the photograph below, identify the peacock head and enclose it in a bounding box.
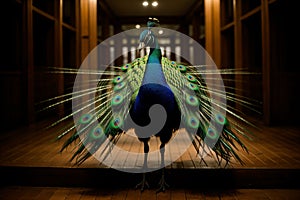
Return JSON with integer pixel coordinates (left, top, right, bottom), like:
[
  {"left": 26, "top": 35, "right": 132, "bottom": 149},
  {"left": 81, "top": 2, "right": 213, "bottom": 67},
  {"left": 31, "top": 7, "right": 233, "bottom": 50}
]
[
  {"left": 147, "top": 17, "right": 160, "bottom": 28},
  {"left": 138, "top": 17, "right": 160, "bottom": 50},
  {"left": 138, "top": 29, "right": 157, "bottom": 49}
]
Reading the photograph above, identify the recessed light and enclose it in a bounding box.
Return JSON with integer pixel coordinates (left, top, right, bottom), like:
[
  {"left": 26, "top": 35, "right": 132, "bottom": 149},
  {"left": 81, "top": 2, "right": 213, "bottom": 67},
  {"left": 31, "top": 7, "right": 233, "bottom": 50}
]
[
  {"left": 152, "top": 1, "right": 158, "bottom": 7},
  {"left": 158, "top": 29, "right": 163, "bottom": 35},
  {"left": 142, "top": 1, "right": 149, "bottom": 7},
  {"left": 135, "top": 24, "right": 141, "bottom": 29}
]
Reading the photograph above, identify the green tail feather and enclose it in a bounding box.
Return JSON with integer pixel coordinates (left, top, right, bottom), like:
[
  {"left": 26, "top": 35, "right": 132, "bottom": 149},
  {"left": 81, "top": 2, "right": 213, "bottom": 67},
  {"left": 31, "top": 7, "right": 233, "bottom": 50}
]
[{"left": 55, "top": 53, "right": 254, "bottom": 166}]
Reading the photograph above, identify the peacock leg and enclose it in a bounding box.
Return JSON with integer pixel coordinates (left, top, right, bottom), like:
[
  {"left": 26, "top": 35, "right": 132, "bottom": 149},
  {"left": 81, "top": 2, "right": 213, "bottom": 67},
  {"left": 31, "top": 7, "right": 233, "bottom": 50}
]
[
  {"left": 135, "top": 140, "right": 150, "bottom": 191},
  {"left": 157, "top": 143, "right": 169, "bottom": 193}
]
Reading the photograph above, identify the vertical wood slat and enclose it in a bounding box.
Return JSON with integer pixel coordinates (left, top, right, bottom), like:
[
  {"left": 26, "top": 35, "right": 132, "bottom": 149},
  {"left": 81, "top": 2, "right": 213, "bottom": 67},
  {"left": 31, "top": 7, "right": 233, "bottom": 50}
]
[
  {"left": 80, "top": 0, "right": 89, "bottom": 37},
  {"left": 79, "top": 0, "right": 98, "bottom": 108},
  {"left": 79, "top": 0, "right": 98, "bottom": 70},
  {"left": 212, "top": 0, "right": 221, "bottom": 67},
  {"left": 80, "top": 0, "right": 98, "bottom": 58},
  {"left": 204, "top": 0, "right": 221, "bottom": 114},
  {"left": 204, "top": 0, "right": 213, "bottom": 62},
  {"left": 204, "top": 0, "right": 221, "bottom": 67},
  {"left": 261, "top": 0, "right": 271, "bottom": 125},
  {"left": 24, "top": 0, "right": 34, "bottom": 124},
  {"left": 55, "top": 0, "right": 64, "bottom": 117},
  {"left": 88, "top": 0, "right": 98, "bottom": 49},
  {"left": 75, "top": 0, "right": 81, "bottom": 69},
  {"left": 233, "top": 0, "right": 243, "bottom": 111},
  {"left": 80, "top": 0, "right": 90, "bottom": 61}
]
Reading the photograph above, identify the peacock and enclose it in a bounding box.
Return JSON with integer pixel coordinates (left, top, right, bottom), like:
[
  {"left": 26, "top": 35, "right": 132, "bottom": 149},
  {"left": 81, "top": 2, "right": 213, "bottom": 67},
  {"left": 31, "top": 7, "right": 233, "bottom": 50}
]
[{"left": 49, "top": 17, "right": 258, "bottom": 192}]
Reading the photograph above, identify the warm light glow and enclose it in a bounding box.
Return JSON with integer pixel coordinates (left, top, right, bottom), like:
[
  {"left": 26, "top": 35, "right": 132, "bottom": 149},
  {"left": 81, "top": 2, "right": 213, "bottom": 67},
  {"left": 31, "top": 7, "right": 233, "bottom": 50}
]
[
  {"left": 158, "top": 29, "right": 163, "bottom": 35},
  {"left": 152, "top": 1, "right": 158, "bottom": 7},
  {"left": 142, "top": 1, "right": 149, "bottom": 6},
  {"left": 135, "top": 24, "right": 141, "bottom": 29}
]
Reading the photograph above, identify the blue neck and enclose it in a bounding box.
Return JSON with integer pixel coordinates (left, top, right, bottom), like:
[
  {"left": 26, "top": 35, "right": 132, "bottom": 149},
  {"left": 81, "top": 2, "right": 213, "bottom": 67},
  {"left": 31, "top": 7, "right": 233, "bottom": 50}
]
[{"left": 142, "top": 47, "right": 168, "bottom": 85}]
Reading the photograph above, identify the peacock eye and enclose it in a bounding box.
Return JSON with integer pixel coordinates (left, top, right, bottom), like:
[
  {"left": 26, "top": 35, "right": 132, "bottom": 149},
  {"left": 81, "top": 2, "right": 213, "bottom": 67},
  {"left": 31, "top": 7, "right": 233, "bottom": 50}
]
[
  {"left": 110, "top": 116, "right": 123, "bottom": 129},
  {"left": 187, "top": 116, "right": 199, "bottom": 129},
  {"left": 114, "top": 82, "right": 126, "bottom": 91},
  {"left": 90, "top": 125, "right": 104, "bottom": 140},
  {"left": 79, "top": 113, "right": 93, "bottom": 124},
  {"left": 178, "top": 65, "right": 186, "bottom": 72},
  {"left": 186, "top": 74, "right": 196, "bottom": 82},
  {"left": 111, "top": 95, "right": 124, "bottom": 106},
  {"left": 113, "top": 76, "right": 124, "bottom": 84},
  {"left": 206, "top": 128, "right": 218, "bottom": 140},
  {"left": 186, "top": 95, "right": 199, "bottom": 106},
  {"left": 215, "top": 113, "right": 227, "bottom": 125},
  {"left": 188, "top": 83, "right": 199, "bottom": 91},
  {"left": 121, "top": 64, "right": 130, "bottom": 71}
]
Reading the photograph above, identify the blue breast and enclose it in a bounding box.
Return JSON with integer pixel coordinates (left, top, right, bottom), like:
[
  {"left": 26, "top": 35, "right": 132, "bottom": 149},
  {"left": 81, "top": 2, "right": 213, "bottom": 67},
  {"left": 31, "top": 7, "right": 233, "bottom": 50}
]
[
  {"left": 129, "top": 50, "right": 180, "bottom": 137},
  {"left": 130, "top": 83, "right": 178, "bottom": 135}
]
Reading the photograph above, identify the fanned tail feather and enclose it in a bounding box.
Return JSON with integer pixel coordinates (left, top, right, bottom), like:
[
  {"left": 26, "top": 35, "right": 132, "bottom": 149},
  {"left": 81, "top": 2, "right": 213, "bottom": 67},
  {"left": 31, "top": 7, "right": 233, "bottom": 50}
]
[
  {"left": 161, "top": 58, "right": 255, "bottom": 166},
  {"left": 53, "top": 54, "right": 258, "bottom": 167}
]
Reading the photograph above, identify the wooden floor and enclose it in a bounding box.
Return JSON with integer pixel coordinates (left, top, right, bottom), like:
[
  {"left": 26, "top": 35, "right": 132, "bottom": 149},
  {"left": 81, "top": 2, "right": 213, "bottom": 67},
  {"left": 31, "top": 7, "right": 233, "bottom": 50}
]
[
  {"left": 1, "top": 119, "right": 300, "bottom": 199},
  {"left": 1, "top": 186, "right": 300, "bottom": 200},
  {"left": 0, "top": 118, "right": 300, "bottom": 169}
]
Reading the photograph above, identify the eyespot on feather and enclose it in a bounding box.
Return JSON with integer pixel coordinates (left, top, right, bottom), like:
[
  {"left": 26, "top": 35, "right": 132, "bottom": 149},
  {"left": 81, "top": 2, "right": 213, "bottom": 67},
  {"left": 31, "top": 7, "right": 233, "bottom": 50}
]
[
  {"left": 110, "top": 116, "right": 123, "bottom": 129},
  {"left": 187, "top": 115, "right": 200, "bottom": 129},
  {"left": 113, "top": 76, "right": 124, "bottom": 84},
  {"left": 186, "top": 95, "right": 199, "bottom": 106},
  {"left": 90, "top": 125, "right": 104, "bottom": 140},
  {"left": 215, "top": 113, "right": 227, "bottom": 125},
  {"left": 206, "top": 127, "right": 218, "bottom": 140},
  {"left": 188, "top": 83, "right": 199, "bottom": 91},
  {"left": 178, "top": 65, "right": 186, "bottom": 72},
  {"left": 186, "top": 73, "right": 196, "bottom": 83},
  {"left": 114, "top": 82, "right": 126, "bottom": 91},
  {"left": 111, "top": 94, "right": 124, "bottom": 106},
  {"left": 79, "top": 113, "right": 93, "bottom": 125},
  {"left": 121, "top": 64, "right": 130, "bottom": 71}
]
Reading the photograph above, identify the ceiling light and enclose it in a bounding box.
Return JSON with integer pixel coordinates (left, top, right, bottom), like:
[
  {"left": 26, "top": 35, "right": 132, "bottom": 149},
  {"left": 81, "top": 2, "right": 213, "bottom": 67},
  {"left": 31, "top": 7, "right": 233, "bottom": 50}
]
[
  {"left": 158, "top": 29, "right": 163, "bottom": 35},
  {"left": 152, "top": 1, "right": 158, "bottom": 7},
  {"left": 142, "top": 1, "right": 149, "bottom": 7},
  {"left": 135, "top": 24, "right": 141, "bottom": 29}
]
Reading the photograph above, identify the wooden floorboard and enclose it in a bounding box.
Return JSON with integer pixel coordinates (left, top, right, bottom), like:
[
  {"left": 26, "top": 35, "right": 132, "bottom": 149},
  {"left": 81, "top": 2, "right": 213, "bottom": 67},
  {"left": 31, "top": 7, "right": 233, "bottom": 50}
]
[
  {"left": 1, "top": 186, "right": 300, "bottom": 200},
  {"left": 0, "top": 119, "right": 300, "bottom": 190},
  {"left": 1, "top": 118, "right": 299, "bottom": 169}
]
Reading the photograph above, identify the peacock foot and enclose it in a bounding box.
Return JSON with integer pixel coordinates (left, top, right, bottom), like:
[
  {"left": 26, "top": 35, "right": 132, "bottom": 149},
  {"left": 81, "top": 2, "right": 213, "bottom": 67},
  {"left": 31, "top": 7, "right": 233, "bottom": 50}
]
[
  {"left": 135, "top": 173, "right": 150, "bottom": 191},
  {"left": 156, "top": 176, "right": 170, "bottom": 193}
]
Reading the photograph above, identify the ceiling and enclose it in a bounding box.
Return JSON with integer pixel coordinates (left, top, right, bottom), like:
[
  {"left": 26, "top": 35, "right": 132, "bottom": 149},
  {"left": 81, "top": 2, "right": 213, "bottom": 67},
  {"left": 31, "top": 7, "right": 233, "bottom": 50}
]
[{"left": 105, "top": 0, "right": 198, "bottom": 17}]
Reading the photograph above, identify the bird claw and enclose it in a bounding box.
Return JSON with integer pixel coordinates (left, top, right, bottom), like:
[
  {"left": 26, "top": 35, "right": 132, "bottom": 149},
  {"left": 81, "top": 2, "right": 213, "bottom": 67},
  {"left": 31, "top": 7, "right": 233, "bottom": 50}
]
[
  {"left": 135, "top": 179, "right": 150, "bottom": 192},
  {"left": 156, "top": 177, "right": 169, "bottom": 193}
]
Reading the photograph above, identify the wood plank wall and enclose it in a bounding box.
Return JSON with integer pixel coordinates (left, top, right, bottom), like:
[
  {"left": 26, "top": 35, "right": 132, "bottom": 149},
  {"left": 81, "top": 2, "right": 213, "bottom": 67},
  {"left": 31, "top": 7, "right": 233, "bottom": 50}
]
[
  {"left": 205, "top": 0, "right": 300, "bottom": 125},
  {"left": 1, "top": 0, "right": 299, "bottom": 133},
  {"left": 1, "top": 0, "right": 98, "bottom": 132}
]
